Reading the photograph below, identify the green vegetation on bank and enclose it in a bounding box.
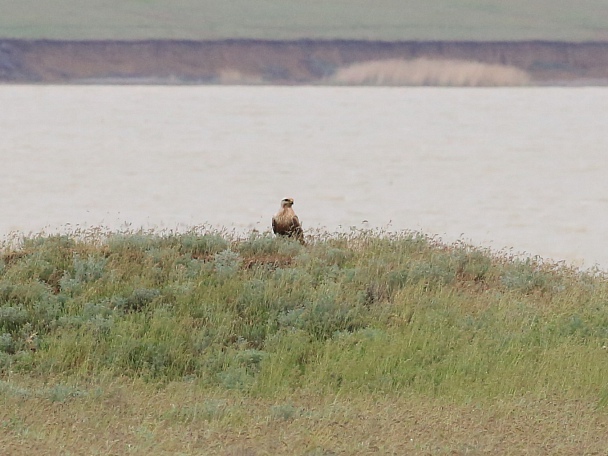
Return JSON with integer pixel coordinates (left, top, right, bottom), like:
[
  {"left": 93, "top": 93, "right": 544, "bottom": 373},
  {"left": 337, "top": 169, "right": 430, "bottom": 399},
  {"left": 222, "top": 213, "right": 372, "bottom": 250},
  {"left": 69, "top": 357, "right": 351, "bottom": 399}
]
[
  {"left": 3, "top": 228, "right": 608, "bottom": 453},
  {"left": 1, "top": 0, "right": 608, "bottom": 41},
  {"left": 1, "top": 227, "right": 608, "bottom": 404}
]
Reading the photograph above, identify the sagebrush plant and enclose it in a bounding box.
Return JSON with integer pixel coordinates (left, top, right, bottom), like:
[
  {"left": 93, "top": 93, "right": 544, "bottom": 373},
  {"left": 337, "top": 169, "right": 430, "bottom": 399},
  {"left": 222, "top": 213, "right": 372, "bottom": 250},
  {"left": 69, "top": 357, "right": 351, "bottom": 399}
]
[{"left": 1, "top": 226, "right": 607, "bottom": 403}]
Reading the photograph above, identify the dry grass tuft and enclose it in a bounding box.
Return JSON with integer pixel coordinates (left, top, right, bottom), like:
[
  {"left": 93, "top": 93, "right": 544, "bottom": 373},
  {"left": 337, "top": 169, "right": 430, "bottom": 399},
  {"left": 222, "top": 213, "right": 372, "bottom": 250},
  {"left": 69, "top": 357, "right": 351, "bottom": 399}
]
[
  {"left": 218, "top": 69, "right": 263, "bottom": 85},
  {"left": 330, "top": 58, "right": 531, "bottom": 86}
]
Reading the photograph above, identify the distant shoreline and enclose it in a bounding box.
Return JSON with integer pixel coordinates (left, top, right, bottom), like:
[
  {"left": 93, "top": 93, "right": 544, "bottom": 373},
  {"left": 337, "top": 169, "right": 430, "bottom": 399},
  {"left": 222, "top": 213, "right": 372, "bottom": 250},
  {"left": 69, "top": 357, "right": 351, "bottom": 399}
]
[{"left": 2, "top": 39, "right": 608, "bottom": 86}]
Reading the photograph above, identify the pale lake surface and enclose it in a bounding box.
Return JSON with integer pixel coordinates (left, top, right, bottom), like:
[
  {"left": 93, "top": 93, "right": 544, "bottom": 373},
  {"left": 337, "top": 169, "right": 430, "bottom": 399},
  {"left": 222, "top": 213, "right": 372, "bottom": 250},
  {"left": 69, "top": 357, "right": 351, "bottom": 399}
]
[{"left": 1, "top": 85, "right": 607, "bottom": 268}]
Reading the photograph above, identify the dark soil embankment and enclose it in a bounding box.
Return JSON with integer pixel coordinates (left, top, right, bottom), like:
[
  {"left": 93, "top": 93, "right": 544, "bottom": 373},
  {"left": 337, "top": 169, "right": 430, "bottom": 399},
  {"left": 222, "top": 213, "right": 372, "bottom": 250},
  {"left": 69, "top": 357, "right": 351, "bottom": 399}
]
[{"left": 1, "top": 39, "right": 608, "bottom": 85}]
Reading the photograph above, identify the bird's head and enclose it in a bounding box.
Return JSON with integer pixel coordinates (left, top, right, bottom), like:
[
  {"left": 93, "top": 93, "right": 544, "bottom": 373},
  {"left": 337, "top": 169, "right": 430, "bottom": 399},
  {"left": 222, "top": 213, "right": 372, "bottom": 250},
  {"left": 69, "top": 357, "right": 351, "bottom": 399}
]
[{"left": 281, "top": 197, "right": 294, "bottom": 208}]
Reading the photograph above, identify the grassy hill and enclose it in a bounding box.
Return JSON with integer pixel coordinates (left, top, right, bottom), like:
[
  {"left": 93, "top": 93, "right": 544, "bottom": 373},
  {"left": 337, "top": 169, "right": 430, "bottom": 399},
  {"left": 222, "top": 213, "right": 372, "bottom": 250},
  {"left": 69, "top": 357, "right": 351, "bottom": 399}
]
[
  {"left": 1, "top": 228, "right": 608, "bottom": 453},
  {"left": 1, "top": 0, "right": 608, "bottom": 41}
]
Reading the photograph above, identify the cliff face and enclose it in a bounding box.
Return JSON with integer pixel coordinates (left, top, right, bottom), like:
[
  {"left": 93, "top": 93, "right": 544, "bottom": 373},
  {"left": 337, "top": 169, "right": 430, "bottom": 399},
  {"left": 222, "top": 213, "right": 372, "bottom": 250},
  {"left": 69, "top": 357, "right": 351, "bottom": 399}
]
[{"left": 1, "top": 39, "right": 608, "bottom": 85}]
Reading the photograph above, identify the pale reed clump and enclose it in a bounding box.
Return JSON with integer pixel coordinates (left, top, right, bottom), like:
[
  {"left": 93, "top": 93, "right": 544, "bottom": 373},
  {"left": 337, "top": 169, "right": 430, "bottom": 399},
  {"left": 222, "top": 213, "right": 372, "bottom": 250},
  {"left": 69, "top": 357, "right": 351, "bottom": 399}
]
[
  {"left": 330, "top": 58, "right": 530, "bottom": 86},
  {"left": 218, "top": 69, "right": 263, "bottom": 84}
]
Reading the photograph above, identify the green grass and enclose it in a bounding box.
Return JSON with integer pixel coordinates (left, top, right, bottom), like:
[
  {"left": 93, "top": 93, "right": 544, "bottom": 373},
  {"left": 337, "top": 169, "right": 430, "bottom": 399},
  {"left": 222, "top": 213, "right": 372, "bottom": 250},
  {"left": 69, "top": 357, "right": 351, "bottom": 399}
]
[
  {"left": 0, "top": 227, "right": 607, "bottom": 403},
  {"left": 3, "top": 227, "right": 608, "bottom": 453},
  {"left": 1, "top": 0, "right": 608, "bottom": 41}
]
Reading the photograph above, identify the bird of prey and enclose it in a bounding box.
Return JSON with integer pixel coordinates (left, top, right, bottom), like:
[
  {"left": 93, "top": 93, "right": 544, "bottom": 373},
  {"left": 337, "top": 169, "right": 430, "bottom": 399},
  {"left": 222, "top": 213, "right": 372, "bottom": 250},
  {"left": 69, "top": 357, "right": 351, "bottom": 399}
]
[{"left": 272, "top": 197, "right": 304, "bottom": 244}]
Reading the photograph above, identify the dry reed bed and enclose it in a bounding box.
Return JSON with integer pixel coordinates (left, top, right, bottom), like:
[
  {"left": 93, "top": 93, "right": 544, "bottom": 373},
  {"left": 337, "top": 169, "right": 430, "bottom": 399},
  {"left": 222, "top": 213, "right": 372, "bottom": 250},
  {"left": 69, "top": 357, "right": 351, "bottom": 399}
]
[{"left": 330, "top": 58, "right": 531, "bottom": 86}]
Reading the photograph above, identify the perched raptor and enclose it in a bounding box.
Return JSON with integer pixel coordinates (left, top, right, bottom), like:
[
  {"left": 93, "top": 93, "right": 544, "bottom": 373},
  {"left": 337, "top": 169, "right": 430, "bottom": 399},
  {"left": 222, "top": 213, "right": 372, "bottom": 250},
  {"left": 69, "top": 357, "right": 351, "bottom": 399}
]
[{"left": 272, "top": 197, "right": 304, "bottom": 244}]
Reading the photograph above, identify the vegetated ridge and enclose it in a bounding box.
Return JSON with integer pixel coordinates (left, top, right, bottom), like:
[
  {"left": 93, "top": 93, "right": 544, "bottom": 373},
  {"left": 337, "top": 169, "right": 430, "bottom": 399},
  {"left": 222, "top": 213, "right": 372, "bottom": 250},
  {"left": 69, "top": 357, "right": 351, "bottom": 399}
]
[
  {"left": 2, "top": 228, "right": 608, "bottom": 452},
  {"left": 1, "top": 39, "right": 608, "bottom": 85}
]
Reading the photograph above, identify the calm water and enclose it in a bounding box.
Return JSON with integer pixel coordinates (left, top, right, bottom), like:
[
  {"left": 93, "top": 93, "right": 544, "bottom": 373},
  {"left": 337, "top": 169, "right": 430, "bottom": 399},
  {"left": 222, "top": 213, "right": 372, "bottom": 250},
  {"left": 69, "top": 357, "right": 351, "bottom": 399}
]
[{"left": 1, "top": 86, "right": 607, "bottom": 267}]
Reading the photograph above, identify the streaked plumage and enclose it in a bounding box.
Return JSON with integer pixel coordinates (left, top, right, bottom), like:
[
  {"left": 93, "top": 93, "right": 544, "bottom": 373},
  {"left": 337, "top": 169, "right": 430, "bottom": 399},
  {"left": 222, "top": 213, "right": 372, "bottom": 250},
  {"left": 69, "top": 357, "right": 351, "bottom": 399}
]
[{"left": 272, "top": 197, "right": 304, "bottom": 244}]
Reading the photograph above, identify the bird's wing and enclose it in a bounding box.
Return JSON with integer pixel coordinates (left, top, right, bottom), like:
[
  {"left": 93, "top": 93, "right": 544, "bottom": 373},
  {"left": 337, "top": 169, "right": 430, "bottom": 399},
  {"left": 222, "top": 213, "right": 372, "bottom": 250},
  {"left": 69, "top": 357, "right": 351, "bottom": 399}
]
[
  {"left": 272, "top": 216, "right": 278, "bottom": 234},
  {"left": 291, "top": 215, "right": 305, "bottom": 244},
  {"left": 291, "top": 215, "right": 302, "bottom": 230}
]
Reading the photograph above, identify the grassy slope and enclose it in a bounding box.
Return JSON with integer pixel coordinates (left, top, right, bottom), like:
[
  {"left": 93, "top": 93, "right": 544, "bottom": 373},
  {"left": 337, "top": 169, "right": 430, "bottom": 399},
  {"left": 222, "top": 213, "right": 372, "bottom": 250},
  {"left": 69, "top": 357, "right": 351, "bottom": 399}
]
[
  {"left": 1, "top": 228, "right": 608, "bottom": 453},
  {"left": 1, "top": 0, "right": 608, "bottom": 41}
]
